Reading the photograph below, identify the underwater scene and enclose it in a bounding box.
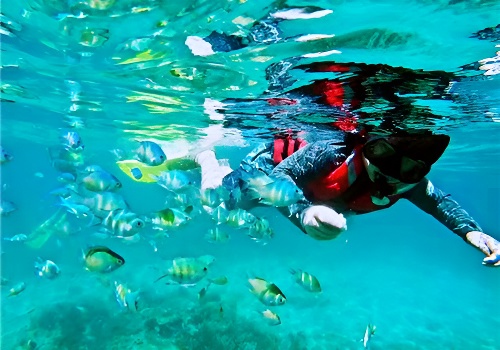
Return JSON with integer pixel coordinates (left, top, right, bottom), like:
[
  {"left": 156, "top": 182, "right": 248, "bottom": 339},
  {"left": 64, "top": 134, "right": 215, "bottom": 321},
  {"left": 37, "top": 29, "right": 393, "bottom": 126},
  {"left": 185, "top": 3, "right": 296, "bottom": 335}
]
[{"left": 1, "top": 0, "right": 500, "bottom": 349}]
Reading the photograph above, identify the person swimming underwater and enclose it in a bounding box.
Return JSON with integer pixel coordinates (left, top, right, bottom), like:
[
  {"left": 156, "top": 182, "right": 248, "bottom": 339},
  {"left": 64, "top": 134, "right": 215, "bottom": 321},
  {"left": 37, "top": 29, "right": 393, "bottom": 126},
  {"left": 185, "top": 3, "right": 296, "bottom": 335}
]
[{"left": 195, "top": 129, "right": 500, "bottom": 267}]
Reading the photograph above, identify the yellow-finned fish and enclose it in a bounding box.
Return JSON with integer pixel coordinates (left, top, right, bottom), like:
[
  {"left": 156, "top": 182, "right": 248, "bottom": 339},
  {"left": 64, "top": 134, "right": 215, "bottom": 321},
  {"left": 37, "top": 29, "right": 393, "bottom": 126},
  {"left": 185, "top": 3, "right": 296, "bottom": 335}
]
[
  {"left": 261, "top": 309, "right": 281, "bottom": 326},
  {"left": 34, "top": 258, "right": 61, "bottom": 279},
  {"left": 151, "top": 207, "right": 190, "bottom": 229},
  {"left": 289, "top": 269, "right": 322, "bottom": 293},
  {"left": 103, "top": 209, "right": 145, "bottom": 237},
  {"left": 81, "top": 170, "right": 122, "bottom": 192},
  {"left": 114, "top": 281, "right": 139, "bottom": 312},
  {"left": 208, "top": 276, "right": 228, "bottom": 285},
  {"left": 84, "top": 246, "right": 125, "bottom": 273},
  {"left": 155, "top": 255, "right": 215, "bottom": 286},
  {"left": 248, "top": 277, "right": 286, "bottom": 306},
  {"left": 8, "top": 282, "right": 26, "bottom": 296},
  {"left": 200, "top": 187, "right": 226, "bottom": 208},
  {"left": 248, "top": 217, "right": 274, "bottom": 244},
  {"left": 152, "top": 170, "right": 194, "bottom": 191},
  {"left": 246, "top": 178, "right": 304, "bottom": 207},
  {"left": 226, "top": 208, "right": 256, "bottom": 228},
  {"left": 205, "top": 227, "right": 230, "bottom": 243}
]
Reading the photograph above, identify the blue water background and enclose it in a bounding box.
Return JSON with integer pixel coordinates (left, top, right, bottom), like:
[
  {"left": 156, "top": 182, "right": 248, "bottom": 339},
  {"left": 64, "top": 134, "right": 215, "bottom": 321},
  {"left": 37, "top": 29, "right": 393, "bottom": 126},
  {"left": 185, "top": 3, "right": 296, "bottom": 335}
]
[{"left": 1, "top": 0, "right": 500, "bottom": 349}]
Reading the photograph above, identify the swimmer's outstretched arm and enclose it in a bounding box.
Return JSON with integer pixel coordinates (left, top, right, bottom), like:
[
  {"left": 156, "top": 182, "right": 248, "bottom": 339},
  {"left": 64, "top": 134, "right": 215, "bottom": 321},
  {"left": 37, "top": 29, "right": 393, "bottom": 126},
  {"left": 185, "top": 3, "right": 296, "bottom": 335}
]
[{"left": 405, "top": 179, "right": 500, "bottom": 266}]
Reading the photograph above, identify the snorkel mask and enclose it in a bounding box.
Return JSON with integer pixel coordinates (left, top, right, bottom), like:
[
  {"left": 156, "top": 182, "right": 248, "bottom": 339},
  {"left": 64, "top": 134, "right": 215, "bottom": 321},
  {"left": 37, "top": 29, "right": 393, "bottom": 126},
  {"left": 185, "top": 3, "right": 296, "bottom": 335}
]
[{"left": 363, "top": 133, "right": 450, "bottom": 196}]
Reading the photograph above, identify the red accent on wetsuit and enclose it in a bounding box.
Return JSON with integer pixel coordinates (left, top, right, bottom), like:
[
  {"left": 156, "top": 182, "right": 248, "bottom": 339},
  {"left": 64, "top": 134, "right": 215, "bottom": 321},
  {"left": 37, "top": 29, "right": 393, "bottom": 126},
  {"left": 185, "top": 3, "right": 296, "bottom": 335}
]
[
  {"left": 306, "top": 146, "right": 365, "bottom": 201},
  {"left": 273, "top": 135, "right": 307, "bottom": 164},
  {"left": 305, "top": 146, "right": 402, "bottom": 213}
]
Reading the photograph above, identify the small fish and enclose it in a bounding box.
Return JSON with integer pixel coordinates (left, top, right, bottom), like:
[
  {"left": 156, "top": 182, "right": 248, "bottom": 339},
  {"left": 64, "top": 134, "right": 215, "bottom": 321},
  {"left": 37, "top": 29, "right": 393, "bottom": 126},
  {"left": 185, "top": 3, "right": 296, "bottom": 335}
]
[
  {"left": 261, "top": 309, "right": 281, "bottom": 326},
  {"left": 205, "top": 227, "right": 230, "bottom": 243},
  {"left": 24, "top": 339, "right": 37, "bottom": 350},
  {"left": 8, "top": 282, "right": 26, "bottom": 296},
  {"left": 103, "top": 209, "right": 145, "bottom": 237},
  {"left": 0, "top": 200, "right": 16, "bottom": 216},
  {"left": 68, "top": 191, "right": 128, "bottom": 214},
  {"left": 164, "top": 189, "right": 198, "bottom": 208},
  {"left": 84, "top": 164, "right": 105, "bottom": 173},
  {"left": 226, "top": 208, "right": 256, "bottom": 228},
  {"left": 82, "top": 170, "right": 122, "bottom": 192},
  {"left": 3, "top": 234, "right": 28, "bottom": 241},
  {"left": 248, "top": 277, "right": 286, "bottom": 306},
  {"left": 1, "top": 277, "right": 9, "bottom": 286},
  {"left": 248, "top": 217, "right": 274, "bottom": 244},
  {"left": 246, "top": 178, "right": 304, "bottom": 207},
  {"left": 84, "top": 246, "right": 125, "bottom": 273},
  {"left": 208, "top": 276, "right": 228, "bottom": 285},
  {"left": 198, "top": 283, "right": 210, "bottom": 299},
  {"left": 59, "top": 197, "right": 94, "bottom": 220},
  {"left": 57, "top": 172, "right": 76, "bottom": 183},
  {"left": 156, "top": 256, "right": 215, "bottom": 286},
  {"left": 289, "top": 269, "right": 321, "bottom": 293},
  {"left": 241, "top": 169, "right": 274, "bottom": 189},
  {"left": 211, "top": 204, "right": 229, "bottom": 224},
  {"left": 61, "top": 131, "right": 84, "bottom": 152},
  {"left": 34, "top": 258, "right": 61, "bottom": 279},
  {"left": 151, "top": 208, "right": 190, "bottom": 229},
  {"left": 0, "top": 146, "right": 13, "bottom": 163},
  {"left": 91, "top": 192, "right": 128, "bottom": 213},
  {"left": 114, "top": 281, "right": 139, "bottom": 312},
  {"left": 50, "top": 185, "right": 77, "bottom": 198},
  {"left": 136, "top": 141, "right": 166, "bottom": 166},
  {"left": 200, "top": 187, "right": 227, "bottom": 208},
  {"left": 361, "top": 324, "right": 376, "bottom": 349},
  {"left": 153, "top": 170, "right": 194, "bottom": 191}
]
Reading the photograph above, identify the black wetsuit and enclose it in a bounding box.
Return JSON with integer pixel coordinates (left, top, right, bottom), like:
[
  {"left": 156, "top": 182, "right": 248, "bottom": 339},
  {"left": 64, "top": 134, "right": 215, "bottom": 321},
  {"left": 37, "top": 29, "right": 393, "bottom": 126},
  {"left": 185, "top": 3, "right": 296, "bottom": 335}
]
[{"left": 223, "top": 140, "right": 482, "bottom": 240}]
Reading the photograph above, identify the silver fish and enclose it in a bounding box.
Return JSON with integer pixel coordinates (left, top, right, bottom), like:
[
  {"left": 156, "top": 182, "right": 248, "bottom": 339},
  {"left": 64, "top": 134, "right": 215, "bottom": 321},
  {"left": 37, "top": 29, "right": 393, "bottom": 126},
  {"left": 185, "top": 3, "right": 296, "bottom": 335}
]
[
  {"left": 3, "top": 234, "right": 28, "bottom": 242},
  {"left": 156, "top": 255, "right": 215, "bottom": 286},
  {"left": 61, "top": 131, "right": 84, "bottom": 152},
  {"left": 103, "top": 209, "right": 145, "bottom": 237},
  {"left": 361, "top": 324, "right": 376, "bottom": 349},
  {"left": 248, "top": 277, "right": 286, "bottom": 306},
  {"left": 136, "top": 141, "right": 166, "bottom": 166},
  {"left": 34, "top": 258, "right": 61, "bottom": 279},
  {"left": 0, "top": 200, "right": 16, "bottom": 216},
  {"left": 82, "top": 170, "right": 122, "bottom": 192},
  {"left": 0, "top": 146, "right": 13, "bottom": 163},
  {"left": 114, "top": 281, "right": 139, "bottom": 312},
  {"left": 153, "top": 170, "right": 194, "bottom": 191}
]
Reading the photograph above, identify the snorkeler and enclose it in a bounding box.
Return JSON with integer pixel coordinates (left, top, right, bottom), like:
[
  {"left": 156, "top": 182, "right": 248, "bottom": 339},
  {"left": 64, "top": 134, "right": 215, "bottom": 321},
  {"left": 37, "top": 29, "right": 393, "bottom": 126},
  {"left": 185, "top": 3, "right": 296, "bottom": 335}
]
[{"left": 195, "top": 129, "right": 500, "bottom": 267}]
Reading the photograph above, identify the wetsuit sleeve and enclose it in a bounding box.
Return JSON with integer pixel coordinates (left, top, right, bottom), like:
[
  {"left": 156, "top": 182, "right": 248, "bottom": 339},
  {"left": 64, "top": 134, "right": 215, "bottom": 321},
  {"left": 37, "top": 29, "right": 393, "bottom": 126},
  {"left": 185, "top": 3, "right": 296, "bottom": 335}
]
[
  {"left": 404, "top": 179, "right": 483, "bottom": 240},
  {"left": 270, "top": 140, "right": 348, "bottom": 230}
]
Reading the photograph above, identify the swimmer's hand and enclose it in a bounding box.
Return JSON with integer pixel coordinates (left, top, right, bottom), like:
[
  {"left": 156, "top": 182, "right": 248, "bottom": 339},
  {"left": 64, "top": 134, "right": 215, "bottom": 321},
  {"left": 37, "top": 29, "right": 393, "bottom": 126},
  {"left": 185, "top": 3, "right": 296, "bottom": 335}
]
[
  {"left": 466, "top": 231, "right": 500, "bottom": 267},
  {"left": 300, "top": 205, "right": 347, "bottom": 240}
]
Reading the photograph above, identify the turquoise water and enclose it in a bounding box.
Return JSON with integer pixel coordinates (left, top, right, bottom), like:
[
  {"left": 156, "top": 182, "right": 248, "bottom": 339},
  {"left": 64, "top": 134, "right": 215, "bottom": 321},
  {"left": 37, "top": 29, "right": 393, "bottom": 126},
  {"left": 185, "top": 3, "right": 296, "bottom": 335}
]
[{"left": 1, "top": 0, "right": 500, "bottom": 349}]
